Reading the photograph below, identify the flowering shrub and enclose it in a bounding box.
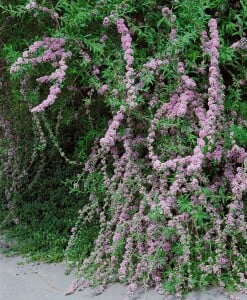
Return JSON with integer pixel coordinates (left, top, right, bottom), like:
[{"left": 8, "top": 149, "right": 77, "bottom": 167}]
[
  {"left": 0, "top": 0, "right": 247, "bottom": 299},
  {"left": 10, "top": 37, "right": 72, "bottom": 112}
]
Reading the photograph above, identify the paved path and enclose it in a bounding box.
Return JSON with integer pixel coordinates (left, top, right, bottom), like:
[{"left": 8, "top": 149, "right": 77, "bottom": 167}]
[{"left": 0, "top": 252, "right": 246, "bottom": 300}]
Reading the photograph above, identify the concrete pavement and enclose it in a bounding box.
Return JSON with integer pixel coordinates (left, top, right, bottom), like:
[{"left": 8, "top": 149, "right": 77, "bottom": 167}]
[{"left": 0, "top": 248, "right": 246, "bottom": 299}]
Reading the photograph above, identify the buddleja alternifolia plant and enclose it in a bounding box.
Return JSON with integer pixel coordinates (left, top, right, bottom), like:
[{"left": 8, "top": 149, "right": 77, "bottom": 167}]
[
  {"left": 2, "top": 0, "right": 247, "bottom": 299},
  {"left": 63, "top": 11, "right": 246, "bottom": 300}
]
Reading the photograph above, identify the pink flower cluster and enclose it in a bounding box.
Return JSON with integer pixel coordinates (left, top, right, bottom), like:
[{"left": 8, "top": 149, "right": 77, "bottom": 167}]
[
  {"left": 25, "top": 1, "right": 59, "bottom": 19},
  {"left": 225, "top": 145, "right": 247, "bottom": 200},
  {"left": 79, "top": 49, "right": 91, "bottom": 62},
  {"left": 11, "top": 37, "right": 72, "bottom": 112},
  {"left": 103, "top": 17, "right": 110, "bottom": 27},
  {"left": 117, "top": 18, "right": 137, "bottom": 108},
  {"left": 100, "top": 111, "right": 124, "bottom": 151},
  {"left": 200, "top": 19, "right": 223, "bottom": 141},
  {"left": 230, "top": 37, "right": 247, "bottom": 50},
  {"left": 161, "top": 7, "right": 176, "bottom": 23},
  {"left": 98, "top": 18, "right": 138, "bottom": 153},
  {"left": 97, "top": 84, "right": 108, "bottom": 95},
  {"left": 99, "top": 35, "right": 108, "bottom": 43},
  {"left": 92, "top": 65, "right": 100, "bottom": 75},
  {"left": 144, "top": 58, "right": 163, "bottom": 71},
  {"left": 230, "top": 167, "right": 247, "bottom": 200}
]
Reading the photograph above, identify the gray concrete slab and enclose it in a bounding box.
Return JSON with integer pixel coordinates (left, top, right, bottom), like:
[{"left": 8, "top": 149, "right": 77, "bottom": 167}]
[{"left": 0, "top": 254, "right": 246, "bottom": 300}]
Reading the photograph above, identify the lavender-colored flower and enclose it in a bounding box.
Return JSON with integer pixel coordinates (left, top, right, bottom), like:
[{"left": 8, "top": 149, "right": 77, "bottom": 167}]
[
  {"left": 103, "top": 17, "right": 110, "bottom": 26},
  {"left": 97, "top": 84, "right": 108, "bottom": 95},
  {"left": 100, "top": 35, "right": 108, "bottom": 43},
  {"left": 11, "top": 37, "right": 71, "bottom": 112}
]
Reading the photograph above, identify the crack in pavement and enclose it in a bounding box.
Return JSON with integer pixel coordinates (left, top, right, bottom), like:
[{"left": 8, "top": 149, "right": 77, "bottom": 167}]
[{"left": 35, "top": 272, "right": 65, "bottom": 293}]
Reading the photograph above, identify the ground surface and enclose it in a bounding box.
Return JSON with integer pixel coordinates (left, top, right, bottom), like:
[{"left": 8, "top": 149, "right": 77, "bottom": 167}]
[{"left": 0, "top": 238, "right": 246, "bottom": 300}]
